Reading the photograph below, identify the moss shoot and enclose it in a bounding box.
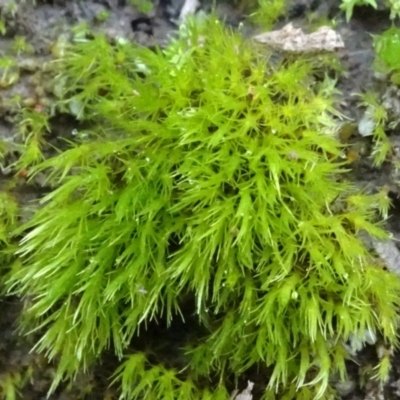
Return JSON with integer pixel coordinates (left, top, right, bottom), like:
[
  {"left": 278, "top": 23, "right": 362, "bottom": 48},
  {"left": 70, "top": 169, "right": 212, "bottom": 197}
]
[{"left": 5, "top": 16, "right": 400, "bottom": 399}]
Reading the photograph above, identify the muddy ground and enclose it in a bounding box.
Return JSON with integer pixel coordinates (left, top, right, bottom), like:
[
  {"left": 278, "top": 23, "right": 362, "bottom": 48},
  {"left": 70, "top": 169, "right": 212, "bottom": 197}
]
[{"left": 1, "top": 0, "right": 400, "bottom": 399}]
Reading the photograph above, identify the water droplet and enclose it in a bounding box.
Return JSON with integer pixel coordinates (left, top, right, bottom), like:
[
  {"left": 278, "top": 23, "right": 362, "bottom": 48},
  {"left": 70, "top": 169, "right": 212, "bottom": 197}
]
[
  {"left": 136, "top": 284, "right": 147, "bottom": 295},
  {"left": 287, "top": 151, "right": 299, "bottom": 160}
]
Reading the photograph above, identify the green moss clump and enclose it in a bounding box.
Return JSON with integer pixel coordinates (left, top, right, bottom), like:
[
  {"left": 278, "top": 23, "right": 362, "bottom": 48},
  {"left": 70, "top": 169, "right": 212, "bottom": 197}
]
[
  {"left": 0, "top": 191, "right": 17, "bottom": 248},
  {"left": 6, "top": 16, "right": 400, "bottom": 399},
  {"left": 0, "top": 141, "right": 18, "bottom": 251}
]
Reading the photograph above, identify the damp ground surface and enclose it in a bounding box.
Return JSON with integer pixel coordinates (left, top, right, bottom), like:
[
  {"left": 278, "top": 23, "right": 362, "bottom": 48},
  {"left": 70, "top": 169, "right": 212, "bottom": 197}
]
[{"left": 1, "top": 0, "right": 400, "bottom": 399}]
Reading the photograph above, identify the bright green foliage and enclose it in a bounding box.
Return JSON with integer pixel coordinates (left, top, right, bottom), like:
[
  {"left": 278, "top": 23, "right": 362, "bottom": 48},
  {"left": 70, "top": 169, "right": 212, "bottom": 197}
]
[
  {"left": 0, "top": 141, "right": 18, "bottom": 246},
  {"left": 246, "top": 0, "right": 286, "bottom": 28},
  {"left": 0, "top": 372, "right": 21, "bottom": 400},
  {"left": 128, "top": 0, "right": 154, "bottom": 14},
  {"left": 0, "top": 56, "right": 19, "bottom": 88},
  {"left": 387, "top": 0, "right": 400, "bottom": 19},
  {"left": 368, "top": 26, "right": 400, "bottom": 164},
  {"left": 11, "top": 36, "right": 34, "bottom": 56},
  {"left": 340, "top": 0, "right": 400, "bottom": 20},
  {"left": 340, "top": 0, "right": 377, "bottom": 21},
  {"left": 373, "top": 26, "right": 400, "bottom": 74},
  {"left": 358, "top": 92, "right": 391, "bottom": 166},
  {"left": 6, "top": 16, "right": 400, "bottom": 399},
  {"left": 0, "top": 191, "right": 17, "bottom": 246},
  {"left": 359, "top": 26, "right": 400, "bottom": 166},
  {"left": 0, "top": 19, "right": 6, "bottom": 36},
  {"left": 15, "top": 108, "right": 50, "bottom": 168},
  {"left": 0, "top": 368, "right": 34, "bottom": 400},
  {"left": 0, "top": 160, "right": 18, "bottom": 288},
  {"left": 111, "top": 353, "right": 231, "bottom": 399}
]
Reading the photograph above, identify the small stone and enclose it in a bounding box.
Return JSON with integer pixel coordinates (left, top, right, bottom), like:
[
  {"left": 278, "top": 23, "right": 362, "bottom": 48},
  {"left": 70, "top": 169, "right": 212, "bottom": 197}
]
[
  {"left": 230, "top": 381, "right": 254, "bottom": 400},
  {"left": 253, "top": 23, "right": 344, "bottom": 54}
]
